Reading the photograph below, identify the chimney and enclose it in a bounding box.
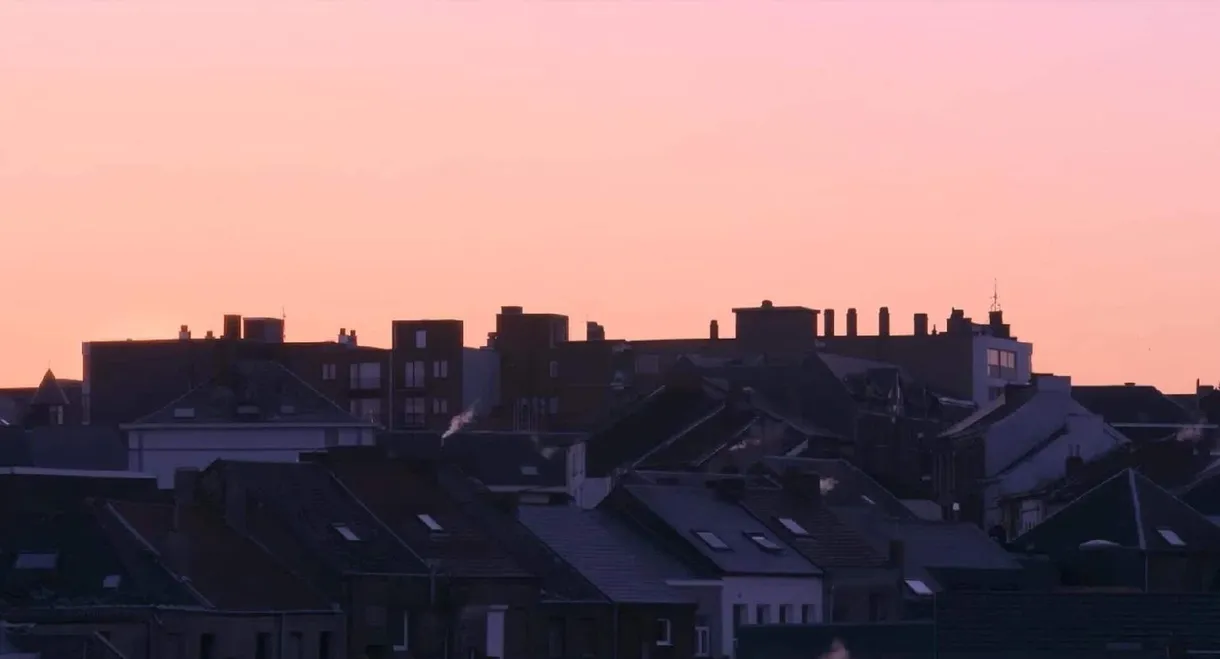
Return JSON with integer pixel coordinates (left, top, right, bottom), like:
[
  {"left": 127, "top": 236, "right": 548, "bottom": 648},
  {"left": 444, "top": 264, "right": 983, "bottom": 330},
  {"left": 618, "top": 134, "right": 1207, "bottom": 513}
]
[
  {"left": 846, "top": 308, "right": 858, "bottom": 336},
  {"left": 823, "top": 309, "right": 836, "bottom": 337},
  {"left": 338, "top": 328, "right": 348, "bottom": 345},
  {"left": 587, "top": 322, "right": 606, "bottom": 341},
  {"left": 989, "top": 310, "right": 1004, "bottom": 327},
  {"left": 178, "top": 325, "right": 191, "bottom": 341},
  {"left": 709, "top": 320, "right": 720, "bottom": 340},
  {"left": 500, "top": 306, "right": 524, "bottom": 316},
  {"left": 204, "top": 330, "right": 215, "bottom": 339},
  {"left": 349, "top": 330, "right": 358, "bottom": 346},
  {"left": 222, "top": 314, "right": 242, "bottom": 340},
  {"left": 913, "top": 313, "right": 929, "bottom": 336},
  {"left": 878, "top": 307, "right": 891, "bottom": 336}
]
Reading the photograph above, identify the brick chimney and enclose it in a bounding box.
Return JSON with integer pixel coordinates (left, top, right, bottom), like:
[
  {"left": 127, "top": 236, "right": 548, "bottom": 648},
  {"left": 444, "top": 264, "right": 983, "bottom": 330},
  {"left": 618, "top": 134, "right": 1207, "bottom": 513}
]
[
  {"left": 709, "top": 320, "right": 720, "bottom": 340},
  {"left": 913, "top": 313, "right": 929, "bottom": 336},
  {"left": 879, "top": 307, "right": 891, "bottom": 336},
  {"left": 823, "top": 309, "right": 836, "bottom": 337},
  {"left": 846, "top": 308, "right": 858, "bottom": 336}
]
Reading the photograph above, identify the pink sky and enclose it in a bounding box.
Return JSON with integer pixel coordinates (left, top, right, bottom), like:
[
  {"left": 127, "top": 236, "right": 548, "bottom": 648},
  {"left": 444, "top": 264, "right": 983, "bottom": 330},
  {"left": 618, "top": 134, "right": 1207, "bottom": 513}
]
[{"left": 2, "top": 2, "right": 1218, "bottom": 392}]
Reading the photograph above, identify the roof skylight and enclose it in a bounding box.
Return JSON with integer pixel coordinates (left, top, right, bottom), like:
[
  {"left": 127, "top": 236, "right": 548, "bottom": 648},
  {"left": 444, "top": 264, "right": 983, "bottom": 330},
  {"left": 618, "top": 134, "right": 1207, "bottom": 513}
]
[
  {"left": 103, "top": 574, "right": 122, "bottom": 589},
  {"left": 332, "top": 523, "right": 361, "bottom": 541},
  {"left": 904, "top": 579, "right": 934, "bottom": 595},
  {"left": 13, "top": 552, "right": 58, "bottom": 570},
  {"left": 520, "top": 465, "right": 540, "bottom": 476},
  {"left": 1158, "top": 528, "right": 1186, "bottom": 547},
  {"left": 694, "top": 530, "right": 731, "bottom": 551},
  {"left": 746, "top": 533, "right": 783, "bottom": 552},
  {"left": 777, "top": 517, "right": 809, "bottom": 536},
  {"left": 418, "top": 514, "right": 444, "bottom": 532}
]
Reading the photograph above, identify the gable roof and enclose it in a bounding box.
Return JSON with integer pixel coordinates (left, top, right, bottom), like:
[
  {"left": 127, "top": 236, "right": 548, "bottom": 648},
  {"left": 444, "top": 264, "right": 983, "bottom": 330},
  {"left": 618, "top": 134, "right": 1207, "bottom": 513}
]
[
  {"left": 30, "top": 370, "right": 70, "bottom": 408},
  {"left": 378, "top": 431, "right": 571, "bottom": 490},
  {"left": 585, "top": 385, "right": 726, "bottom": 477},
  {"left": 128, "top": 360, "right": 368, "bottom": 427},
  {"left": 322, "top": 456, "right": 533, "bottom": 578},
  {"left": 1012, "top": 468, "right": 1220, "bottom": 554},
  {"left": 206, "top": 460, "right": 430, "bottom": 576},
  {"left": 519, "top": 506, "right": 695, "bottom": 604},
  {"left": 760, "top": 456, "right": 916, "bottom": 520},
  {"left": 1072, "top": 385, "right": 1199, "bottom": 427},
  {"left": 623, "top": 482, "right": 821, "bottom": 577},
  {"left": 108, "top": 499, "right": 332, "bottom": 611}
]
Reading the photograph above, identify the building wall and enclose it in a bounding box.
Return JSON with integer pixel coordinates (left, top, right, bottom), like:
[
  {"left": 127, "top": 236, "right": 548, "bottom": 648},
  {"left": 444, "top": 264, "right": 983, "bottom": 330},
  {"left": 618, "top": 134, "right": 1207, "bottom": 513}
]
[
  {"left": 971, "top": 334, "right": 1034, "bottom": 405},
  {"left": 391, "top": 320, "right": 465, "bottom": 431},
  {"left": 127, "top": 426, "right": 374, "bottom": 487},
  {"left": 463, "top": 347, "right": 501, "bottom": 414},
  {"left": 718, "top": 576, "right": 824, "bottom": 658}
]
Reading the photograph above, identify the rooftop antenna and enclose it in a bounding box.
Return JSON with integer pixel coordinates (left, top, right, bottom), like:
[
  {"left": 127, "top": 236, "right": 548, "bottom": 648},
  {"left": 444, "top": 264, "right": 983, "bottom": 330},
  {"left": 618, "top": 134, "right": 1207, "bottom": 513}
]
[{"left": 989, "top": 279, "right": 1002, "bottom": 313}]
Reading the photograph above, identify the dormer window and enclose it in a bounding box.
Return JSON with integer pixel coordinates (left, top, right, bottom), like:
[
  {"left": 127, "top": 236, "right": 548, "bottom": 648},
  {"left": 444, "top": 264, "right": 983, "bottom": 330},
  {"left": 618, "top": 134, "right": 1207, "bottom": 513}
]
[{"left": 417, "top": 514, "right": 444, "bottom": 533}]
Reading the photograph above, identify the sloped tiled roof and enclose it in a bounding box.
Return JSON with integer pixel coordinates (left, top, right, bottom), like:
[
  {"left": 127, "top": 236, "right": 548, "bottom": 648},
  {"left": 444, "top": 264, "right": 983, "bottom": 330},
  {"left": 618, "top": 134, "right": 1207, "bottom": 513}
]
[
  {"left": 324, "top": 457, "right": 533, "bottom": 578},
  {"left": 130, "top": 360, "right": 367, "bottom": 426},
  {"left": 738, "top": 487, "right": 888, "bottom": 569},
  {"left": 378, "top": 431, "right": 571, "bottom": 489},
  {"left": 208, "top": 460, "right": 429, "bottom": 576},
  {"left": 30, "top": 370, "right": 70, "bottom": 407},
  {"left": 623, "top": 483, "right": 821, "bottom": 577},
  {"left": 0, "top": 627, "right": 124, "bottom": 659},
  {"left": 585, "top": 385, "right": 724, "bottom": 476},
  {"left": 1072, "top": 385, "right": 1198, "bottom": 426},
  {"left": 519, "top": 506, "right": 695, "bottom": 604},
  {"left": 1013, "top": 468, "right": 1220, "bottom": 553},
  {"left": 761, "top": 456, "right": 916, "bottom": 520},
  {"left": 108, "top": 499, "right": 332, "bottom": 611}
]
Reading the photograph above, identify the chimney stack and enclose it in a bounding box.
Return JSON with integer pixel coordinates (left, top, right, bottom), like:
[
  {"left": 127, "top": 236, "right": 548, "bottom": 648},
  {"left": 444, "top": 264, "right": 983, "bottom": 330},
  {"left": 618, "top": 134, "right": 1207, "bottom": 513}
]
[
  {"left": 222, "top": 314, "right": 242, "bottom": 340},
  {"left": 178, "top": 325, "right": 191, "bottom": 341},
  {"left": 587, "top": 322, "right": 606, "bottom": 341},
  {"left": 349, "top": 330, "right": 358, "bottom": 346},
  {"left": 204, "top": 330, "right": 215, "bottom": 339},
  {"left": 846, "top": 308, "right": 858, "bottom": 336},
  {"left": 913, "top": 313, "right": 929, "bottom": 336},
  {"left": 338, "top": 328, "right": 348, "bottom": 345},
  {"left": 823, "top": 309, "right": 836, "bottom": 337},
  {"left": 709, "top": 319, "right": 720, "bottom": 340},
  {"left": 879, "top": 307, "right": 891, "bottom": 336}
]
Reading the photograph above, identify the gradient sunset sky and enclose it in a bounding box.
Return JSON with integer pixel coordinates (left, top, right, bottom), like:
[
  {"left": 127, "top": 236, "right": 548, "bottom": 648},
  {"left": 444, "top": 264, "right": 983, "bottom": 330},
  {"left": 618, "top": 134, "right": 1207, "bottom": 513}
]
[{"left": 2, "top": 2, "right": 1218, "bottom": 391}]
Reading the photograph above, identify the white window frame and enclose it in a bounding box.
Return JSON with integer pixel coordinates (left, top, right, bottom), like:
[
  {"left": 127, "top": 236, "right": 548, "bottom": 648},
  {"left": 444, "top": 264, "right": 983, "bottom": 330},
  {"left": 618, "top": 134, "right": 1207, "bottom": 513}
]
[
  {"left": 392, "top": 610, "right": 409, "bottom": 651},
  {"left": 694, "top": 625, "right": 710, "bottom": 657},
  {"left": 655, "top": 618, "right": 672, "bottom": 646}
]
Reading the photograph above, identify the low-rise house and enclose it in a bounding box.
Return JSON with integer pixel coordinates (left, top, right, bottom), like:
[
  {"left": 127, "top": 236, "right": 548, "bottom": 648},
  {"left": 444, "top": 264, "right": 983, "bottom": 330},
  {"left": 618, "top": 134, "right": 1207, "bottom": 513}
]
[
  {"left": 0, "top": 369, "right": 83, "bottom": 427},
  {"left": 1009, "top": 468, "right": 1220, "bottom": 592},
  {"left": 935, "top": 374, "right": 1129, "bottom": 533},
  {"left": 604, "top": 475, "right": 824, "bottom": 658},
  {"left": 519, "top": 506, "right": 700, "bottom": 659},
  {"left": 122, "top": 360, "right": 375, "bottom": 487}
]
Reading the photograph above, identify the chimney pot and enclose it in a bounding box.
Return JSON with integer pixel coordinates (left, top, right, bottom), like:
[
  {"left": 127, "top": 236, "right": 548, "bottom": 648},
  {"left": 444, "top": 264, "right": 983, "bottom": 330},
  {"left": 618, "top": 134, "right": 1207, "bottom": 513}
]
[
  {"left": 879, "top": 307, "right": 891, "bottom": 336},
  {"left": 823, "top": 309, "right": 836, "bottom": 337},
  {"left": 761, "top": 300, "right": 774, "bottom": 309},
  {"left": 709, "top": 319, "right": 720, "bottom": 340},
  {"left": 846, "top": 308, "right": 859, "bottom": 337}
]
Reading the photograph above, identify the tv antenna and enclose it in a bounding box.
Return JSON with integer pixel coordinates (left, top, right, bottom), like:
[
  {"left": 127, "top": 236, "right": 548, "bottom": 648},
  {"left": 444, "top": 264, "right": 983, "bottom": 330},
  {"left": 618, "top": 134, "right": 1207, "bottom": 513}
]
[{"left": 989, "top": 279, "right": 1002, "bottom": 313}]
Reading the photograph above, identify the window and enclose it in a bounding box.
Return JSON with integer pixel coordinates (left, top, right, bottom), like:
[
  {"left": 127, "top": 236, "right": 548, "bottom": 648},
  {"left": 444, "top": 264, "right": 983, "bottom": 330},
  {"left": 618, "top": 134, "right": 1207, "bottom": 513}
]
[
  {"left": 256, "top": 632, "right": 272, "bottom": 659},
  {"left": 322, "top": 363, "right": 337, "bottom": 381},
  {"left": 319, "top": 632, "right": 332, "bottom": 659},
  {"left": 417, "top": 514, "right": 444, "bottom": 532},
  {"left": 349, "top": 362, "right": 382, "bottom": 390},
  {"left": 404, "top": 360, "right": 426, "bottom": 388},
  {"left": 50, "top": 406, "right": 64, "bottom": 425},
  {"left": 432, "top": 360, "right": 449, "bottom": 379},
  {"left": 432, "top": 398, "right": 449, "bottom": 415},
  {"left": 103, "top": 574, "right": 121, "bottom": 589},
  {"left": 756, "top": 604, "right": 771, "bottom": 624},
  {"left": 549, "top": 397, "right": 559, "bottom": 415},
  {"left": 332, "top": 524, "right": 361, "bottom": 541},
  {"left": 577, "top": 618, "right": 597, "bottom": 659},
  {"left": 403, "top": 397, "right": 426, "bottom": 427},
  {"left": 695, "top": 621, "right": 711, "bottom": 657},
  {"left": 801, "top": 604, "right": 817, "bottom": 623},
  {"left": 349, "top": 398, "right": 382, "bottom": 422},
  {"left": 549, "top": 360, "right": 559, "bottom": 378},
  {"left": 694, "top": 530, "right": 730, "bottom": 550},
  {"left": 778, "top": 604, "right": 791, "bottom": 624},
  {"left": 199, "top": 633, "right": 216, "bottom": 659},
  {"left": 777, "top": 517, "right": 809, "bottom": 536},
  {"left": 635, "top": 354, "right": 661, "bottom": 374},
  {"left": 904, "top": 579, "right": 934, "bottom": 595},
  {"left": 13, "top": 552, "right": 58, "bottom": 569},
  {"left": 415, "top": 329, "right": 427, "bottom": 349},
  {"left": 732, "top": 604, "right": 749, "bottom": 630},
  {"left": 547, "top": 617, "right": 565, "bottom": 659},
  {"left": 746, "top": 532, "right": 783, "bottom": 552},
  {"left": 391, "top": 610, "right": 409, "bottom": 651},
  {"left": 987, "top": 348, "right": 1019, "bottom": 380},
  {"left": 655, "top": 618, "right": 672, "bottom": 646},
  {"left": 520, "top": 465, "right": 540, "bottom": 476},
  {"left": 868, "top": 592, "right": 887, "bottom": 621},
  {"left": 1159, "top": 528, "right": 1186, "bottom": 547}
]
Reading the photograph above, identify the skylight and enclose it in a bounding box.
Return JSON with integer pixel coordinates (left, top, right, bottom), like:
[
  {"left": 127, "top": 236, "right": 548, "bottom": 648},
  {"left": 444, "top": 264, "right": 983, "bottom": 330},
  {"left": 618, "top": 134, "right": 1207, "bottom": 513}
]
[
  {"left": 694, "top": 530, "right": 731, "bottom": 550},
  {"left": 905, "top": 579, "right": 934, "bottom": 596},
  {"left": 520, "top": 465, "right": 540, "bottom": 476},
  {"left": 418, "top": 514, "right": 444, "bottom": 532},
  {"left": 861, "top": 495, "right": 876, "bottom": 505},
  {"left": 777, "top": 517, "right": 809, "bottom": 536},
  {"left": 103, "top": 574, "right": 122, "bottom": 589},
  {"left": 172, "top": 407, "right": 196, "bottom": 419},
  {"left": 13, "top": 552, "right": 58, "bottom": 570},
  {"left": 332, "top": 524, "right": 361, "bottom": 541},
  {"left": 746, "top": 533, "right": 783, "bottom": 552},
  {"left": 1158, "top": 528, "right": 1186, "bottom": 547}
]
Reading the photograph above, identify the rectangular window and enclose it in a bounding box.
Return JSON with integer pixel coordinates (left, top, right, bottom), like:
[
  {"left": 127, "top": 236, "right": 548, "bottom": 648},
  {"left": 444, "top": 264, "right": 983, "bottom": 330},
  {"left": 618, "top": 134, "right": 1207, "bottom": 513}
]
[
  {"left": 404, "top": 361, "right": 426, "bottom": 388},
  {"left": 322, "top": 363, "right": 337, "bottom": 381},
  {"left": 655, "top": 619, "right": 672, "bottom": 646},
  {"left": 695, "top": 624, "right": 711, "bottom": 657},
  {"left": 403, "top": 397, "right": 426, "bottom": 427},
  {"left": 733, "top": 604, "right": 748, "bottom": 632},
  {"left": 318, "top": 632, "right": 332, "bottom": 659},
  {"left": 756, "top": 604, "right": 771, "bottom": 624},
  {"left": 801, "top": 604, "right": 816, "bottom": 624},
  {"left": 290, "top": 632, "right": 304, "bottom": 659},
  {"left": 256, "top": 632, "right": 271, "bottom": 659},
  {"left": 549, "top": 397, "right": 559, "bottom": 415},
  {"left": 777, "top": 517, "right": 809, "bottom": 536},
  {"left": 199, "top": 633, "right": 215, "bottom": 659},
  {"left": 779, "top": 604, "right": 793, "bottom": 624},
  {"left": 432, "top": 398, "right": 449, "bottom": 415},
  {"left": 432, "top": 360, "right": 449, "bottom": 379},
  {"left": 694, "top": 530, "right": 730, "bottom": 550},
  {"left": 987, "top": 348, "right": 1019, "bottom": 380},
  {"left": 549, "top": 360, "right": 559, "bottom": 378},
  {"left": 391, "top": 609, "right": 409, "bottom": 651},
  {"left": 869, "top": 592, "right": 887, "bottom": 621},
  {"left": 348, "top": 362, "right": 382, "bottom": 390},
  {"left": 349, "top": 398, "right": 382, "bottom": 422},
  {"left": 415, "top": 329, "right": 427, "bottom": 349},
  {"left": 548, "top": 617, "right": 565, "bottom": 659}
]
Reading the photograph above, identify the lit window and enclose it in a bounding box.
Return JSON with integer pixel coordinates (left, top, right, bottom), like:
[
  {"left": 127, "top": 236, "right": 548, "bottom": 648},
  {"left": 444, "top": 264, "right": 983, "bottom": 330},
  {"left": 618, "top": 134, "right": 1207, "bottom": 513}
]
[
  {"left": 746, "top": 533, "right": 783, "bottom": 552},
  {"left": 904, "top": 579, "right": 933, "bottom": 595},
  {"left": 103, "top": 574, "right": 121, "bottom": 589},
  {"left": 777, "top": 517, "right": 809, "bottom": 536},
  {"left": 415, "top": 330, "right": 427, "bottom": 349},
  {"left": 13, "top": 552, "right": 58, "bottom": 569},
  {"left": 1159, "top": 528, "right": 1186, "bottom": 547},
  {"left": 332, "top": 524, "right": 361, "bottom": 541},
  {"left": 694, "top": 530, "right": 730, "bottom": 550},
  {"left": 417, "top": 514, "right": 444, "bottom": 532}
]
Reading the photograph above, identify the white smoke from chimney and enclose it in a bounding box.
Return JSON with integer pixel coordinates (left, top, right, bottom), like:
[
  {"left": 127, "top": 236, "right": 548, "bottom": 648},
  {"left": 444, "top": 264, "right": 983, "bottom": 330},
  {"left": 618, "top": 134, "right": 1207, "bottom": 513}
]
[
  {"left": 442, "top": 400, "right": 480, "bottom": 440},
  {"left": 820, "top": 476, "right": 839, "bottom": 495},
  {"left": 820, "top": 638, "right": 850, "bottom": 659}
]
